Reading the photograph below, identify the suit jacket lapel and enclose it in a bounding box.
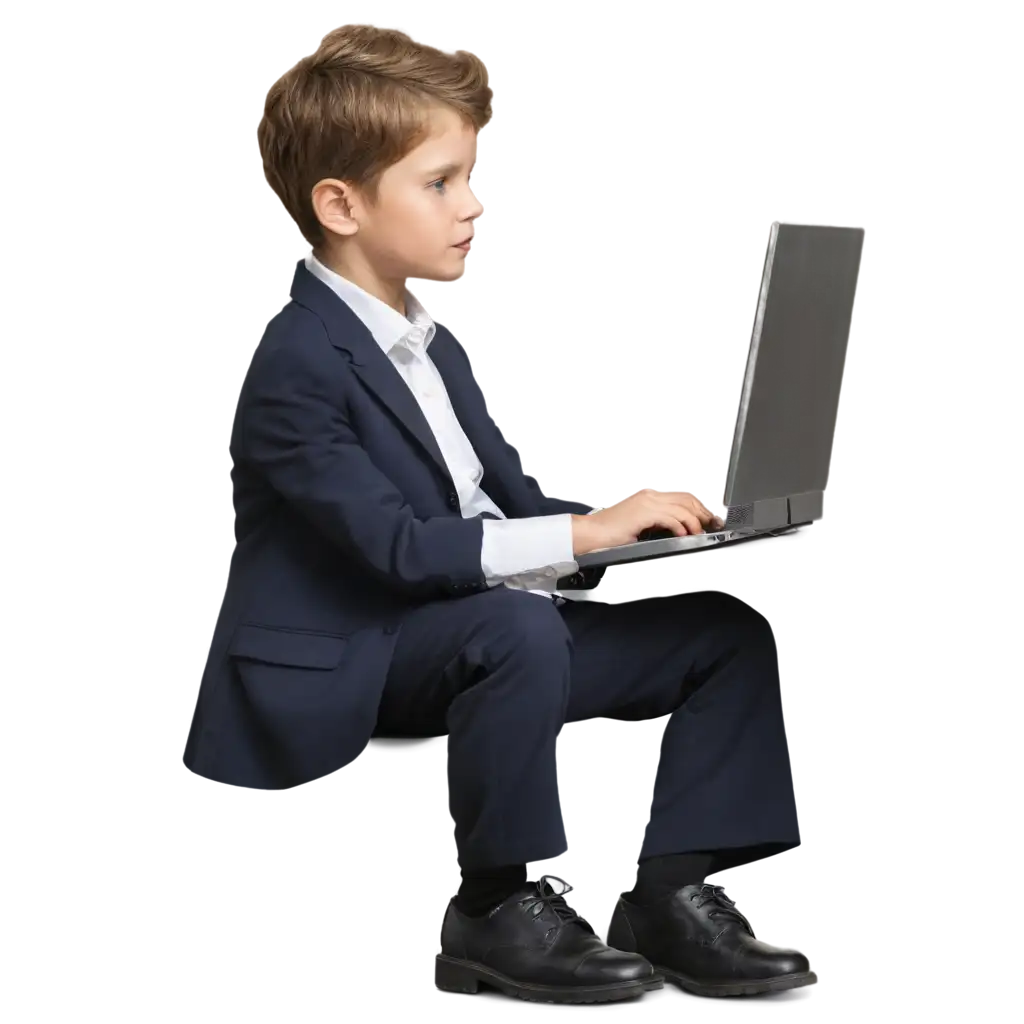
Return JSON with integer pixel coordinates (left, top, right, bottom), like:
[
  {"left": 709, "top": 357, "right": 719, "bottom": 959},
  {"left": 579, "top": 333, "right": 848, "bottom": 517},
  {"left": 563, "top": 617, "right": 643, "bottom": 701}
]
[
  {"left": 429, "top": 331, "right": 553, "bottom": 519},
  {"left": 356, "top": 355, "right": 455, "bottom": 481},
  {"left": 289, "top": 261, "right": 450, "bottom": 482}
]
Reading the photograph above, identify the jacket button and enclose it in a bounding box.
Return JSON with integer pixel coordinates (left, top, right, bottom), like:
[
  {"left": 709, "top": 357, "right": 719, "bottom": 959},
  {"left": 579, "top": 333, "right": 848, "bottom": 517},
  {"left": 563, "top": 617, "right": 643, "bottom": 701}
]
[{"left": 448, "top": 493, "right": 459, "bottom": 509}]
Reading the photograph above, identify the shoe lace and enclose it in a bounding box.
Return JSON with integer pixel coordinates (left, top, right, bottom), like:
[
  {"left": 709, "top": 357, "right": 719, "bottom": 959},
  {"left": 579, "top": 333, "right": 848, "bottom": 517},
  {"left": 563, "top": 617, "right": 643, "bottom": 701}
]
[
  {"left": 517, "top": 874, "right": 593, "bottom": 932},
  {"left": 691, "top": 884, "right": 756, "bottom": 937}
]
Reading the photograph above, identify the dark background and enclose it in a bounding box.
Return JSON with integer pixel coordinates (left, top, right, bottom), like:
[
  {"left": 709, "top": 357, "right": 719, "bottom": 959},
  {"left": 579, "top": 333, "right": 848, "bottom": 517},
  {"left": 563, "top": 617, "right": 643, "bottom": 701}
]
[{"left": 6, "top": 4, "right": 1024, "bottom": 1019}]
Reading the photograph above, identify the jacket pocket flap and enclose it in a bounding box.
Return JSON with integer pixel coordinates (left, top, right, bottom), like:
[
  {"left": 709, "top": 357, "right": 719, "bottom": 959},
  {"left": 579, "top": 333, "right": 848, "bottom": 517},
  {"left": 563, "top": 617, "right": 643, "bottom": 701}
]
[{"left": 228, "top": 624, "right": 349, "bottom": 669}]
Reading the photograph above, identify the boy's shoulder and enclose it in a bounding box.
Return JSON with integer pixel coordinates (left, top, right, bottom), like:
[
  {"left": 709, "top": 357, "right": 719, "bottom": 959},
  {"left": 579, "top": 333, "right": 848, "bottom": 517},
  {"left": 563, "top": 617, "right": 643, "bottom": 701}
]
[{"left": 248, "top": 298, "right": 335, "bottom": 375}]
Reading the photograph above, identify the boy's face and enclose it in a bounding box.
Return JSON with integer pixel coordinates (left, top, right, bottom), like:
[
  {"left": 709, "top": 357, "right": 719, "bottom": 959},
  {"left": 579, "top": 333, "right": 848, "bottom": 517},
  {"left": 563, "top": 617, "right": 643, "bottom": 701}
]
[{"left": 312, "top": 105, "right": 483, "bottom": 300}]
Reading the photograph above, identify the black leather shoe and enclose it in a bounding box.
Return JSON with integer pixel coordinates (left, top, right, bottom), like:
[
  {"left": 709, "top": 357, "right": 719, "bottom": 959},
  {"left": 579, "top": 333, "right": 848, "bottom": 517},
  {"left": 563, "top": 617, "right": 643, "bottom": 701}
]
[
  {"left": 606, "top": 882, "right": 816, "bottom": 997},
  {"left": 436, "top": 874, "right": 663, "bottom": 1003}
]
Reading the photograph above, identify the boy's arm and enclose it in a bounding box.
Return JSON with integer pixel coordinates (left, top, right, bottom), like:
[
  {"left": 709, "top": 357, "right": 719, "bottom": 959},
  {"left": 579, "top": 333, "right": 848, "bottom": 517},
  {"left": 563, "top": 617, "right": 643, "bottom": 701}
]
[
  {"left": 241, "top": 343, "right": 490, "bottom": 599},
  {"left": 478, "top": 507, "right": 603, "bottom": 583},
  {"left": 480, "top": 514, "right": 577, "bottom": 586}
]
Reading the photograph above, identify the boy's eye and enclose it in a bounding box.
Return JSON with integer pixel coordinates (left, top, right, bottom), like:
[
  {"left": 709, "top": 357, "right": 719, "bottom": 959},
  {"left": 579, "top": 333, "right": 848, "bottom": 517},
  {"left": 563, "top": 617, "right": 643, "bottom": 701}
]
[{"left": 430, "top": 174, "right": 471, "bottom": 194}]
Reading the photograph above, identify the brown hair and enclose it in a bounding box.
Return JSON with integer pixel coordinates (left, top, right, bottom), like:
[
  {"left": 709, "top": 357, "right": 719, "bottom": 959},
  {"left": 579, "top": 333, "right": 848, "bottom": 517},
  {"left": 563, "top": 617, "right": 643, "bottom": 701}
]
[{"left": 257, "top": 24, "right": 493, "bottom": 248}]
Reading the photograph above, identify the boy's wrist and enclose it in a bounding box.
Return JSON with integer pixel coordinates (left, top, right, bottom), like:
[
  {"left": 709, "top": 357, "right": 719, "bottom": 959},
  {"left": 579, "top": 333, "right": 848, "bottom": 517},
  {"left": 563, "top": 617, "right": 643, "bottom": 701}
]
[{"left": 571, "top": 513, "right": 602, "bottom": 556}]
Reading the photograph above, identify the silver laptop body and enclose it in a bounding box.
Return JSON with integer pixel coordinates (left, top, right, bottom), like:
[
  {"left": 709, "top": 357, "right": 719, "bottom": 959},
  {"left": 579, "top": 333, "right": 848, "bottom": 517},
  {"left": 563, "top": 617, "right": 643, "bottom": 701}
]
[{"left": 576, "top": 220, "right": 865, "bottom": 570}]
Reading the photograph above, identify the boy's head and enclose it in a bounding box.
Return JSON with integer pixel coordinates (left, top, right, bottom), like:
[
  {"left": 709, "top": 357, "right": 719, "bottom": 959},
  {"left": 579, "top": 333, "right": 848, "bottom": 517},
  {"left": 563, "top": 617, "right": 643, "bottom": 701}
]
[{"left": 258, "top": 24, "right": 490, "bottom": 306}]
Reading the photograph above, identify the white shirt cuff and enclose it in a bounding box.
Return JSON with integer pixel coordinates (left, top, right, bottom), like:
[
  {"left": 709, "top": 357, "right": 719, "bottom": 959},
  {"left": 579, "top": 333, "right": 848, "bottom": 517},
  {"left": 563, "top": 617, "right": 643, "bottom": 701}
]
[{"left": 481, "top": 514, "right": 578, "bottom": 585}]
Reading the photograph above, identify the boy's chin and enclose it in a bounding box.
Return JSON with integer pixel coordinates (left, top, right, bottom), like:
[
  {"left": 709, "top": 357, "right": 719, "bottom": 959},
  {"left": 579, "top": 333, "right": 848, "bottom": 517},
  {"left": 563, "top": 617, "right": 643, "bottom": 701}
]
[
  {"left": 405, "top": 253, "right": 473, "bottom": 290},
  {"left": 416, "top": 261, "right": 467, "bottom": 282}
]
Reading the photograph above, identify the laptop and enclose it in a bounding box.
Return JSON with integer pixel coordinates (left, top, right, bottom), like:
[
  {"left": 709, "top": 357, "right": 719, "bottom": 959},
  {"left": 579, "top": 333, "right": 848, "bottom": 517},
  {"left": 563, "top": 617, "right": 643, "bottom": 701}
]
[{"left": 576, "top": 221, "right": 865, "bottom": 571}]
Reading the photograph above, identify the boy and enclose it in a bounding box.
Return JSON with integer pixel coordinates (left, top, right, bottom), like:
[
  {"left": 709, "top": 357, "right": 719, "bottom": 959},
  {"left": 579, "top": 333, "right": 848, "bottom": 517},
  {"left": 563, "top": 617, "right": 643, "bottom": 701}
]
[{"left": 183, "top": 23, "right": 814, "bottom": 1005}]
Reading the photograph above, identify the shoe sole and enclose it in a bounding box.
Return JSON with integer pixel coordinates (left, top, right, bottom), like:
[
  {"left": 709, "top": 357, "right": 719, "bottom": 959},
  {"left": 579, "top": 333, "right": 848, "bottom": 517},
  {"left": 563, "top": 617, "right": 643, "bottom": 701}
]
[
  {"left": 654, "top": 963, "right": 818, "bottom": 997},
  {"left": 436, "top": 954, "right": 665, "bottom": 1003}
]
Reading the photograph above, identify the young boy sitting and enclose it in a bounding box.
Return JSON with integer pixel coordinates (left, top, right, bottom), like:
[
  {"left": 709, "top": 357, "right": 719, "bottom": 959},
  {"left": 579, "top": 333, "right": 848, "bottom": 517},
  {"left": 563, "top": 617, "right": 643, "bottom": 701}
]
[{"left": 183, "top": 21, "right": 814, "bottom": 1005}]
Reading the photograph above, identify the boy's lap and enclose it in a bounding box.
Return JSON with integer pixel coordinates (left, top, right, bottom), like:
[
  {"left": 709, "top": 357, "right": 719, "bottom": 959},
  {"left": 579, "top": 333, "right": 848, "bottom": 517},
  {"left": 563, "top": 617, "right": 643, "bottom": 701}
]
[
  {"left": 374, "top": 587, "right": 763, "bottom": 733},
  {"left": 558, "top": 587, "right": 764, "bottom": 656},
  {"left": 386, "top": 585, "right": 569, "bottom": 675}
]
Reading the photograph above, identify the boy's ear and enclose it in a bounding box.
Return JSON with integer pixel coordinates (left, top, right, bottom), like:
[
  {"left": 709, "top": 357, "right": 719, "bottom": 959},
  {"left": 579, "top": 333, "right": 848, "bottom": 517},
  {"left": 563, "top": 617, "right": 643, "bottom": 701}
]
[{"left": 311, "top": 178, "right": 361, "bottom": 238}]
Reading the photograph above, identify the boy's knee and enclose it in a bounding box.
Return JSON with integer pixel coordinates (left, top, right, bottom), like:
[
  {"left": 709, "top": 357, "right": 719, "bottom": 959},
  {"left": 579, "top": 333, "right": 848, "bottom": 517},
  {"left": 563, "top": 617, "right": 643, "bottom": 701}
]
[
  {"left": 674, "top": 592, "right": 775, "bottom": 660},
  {"left": 698, "top": 590, "right": 774, "bottom": 638},
  {"left": 667, "top": 589, "right": 770, "bottom": 651}
]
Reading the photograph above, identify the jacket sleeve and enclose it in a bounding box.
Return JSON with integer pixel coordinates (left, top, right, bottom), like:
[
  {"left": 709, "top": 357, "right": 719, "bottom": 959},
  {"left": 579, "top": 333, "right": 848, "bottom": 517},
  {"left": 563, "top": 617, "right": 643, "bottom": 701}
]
[{"left": 240, "top": 342, "right": 489, "bottom": 600}]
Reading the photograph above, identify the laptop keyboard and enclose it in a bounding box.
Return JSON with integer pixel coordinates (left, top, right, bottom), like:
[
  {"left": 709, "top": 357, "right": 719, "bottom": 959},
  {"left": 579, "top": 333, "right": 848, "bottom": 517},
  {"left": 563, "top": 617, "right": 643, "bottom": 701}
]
[{"left": 636, "top": 526, "right": 724, "bottom": 542}]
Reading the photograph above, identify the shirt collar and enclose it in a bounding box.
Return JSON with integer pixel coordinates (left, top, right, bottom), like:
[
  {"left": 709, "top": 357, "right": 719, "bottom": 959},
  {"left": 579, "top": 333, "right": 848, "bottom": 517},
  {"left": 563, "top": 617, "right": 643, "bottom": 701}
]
[{"left": 304, "top": 250, "right": 436, "bottom": 357}]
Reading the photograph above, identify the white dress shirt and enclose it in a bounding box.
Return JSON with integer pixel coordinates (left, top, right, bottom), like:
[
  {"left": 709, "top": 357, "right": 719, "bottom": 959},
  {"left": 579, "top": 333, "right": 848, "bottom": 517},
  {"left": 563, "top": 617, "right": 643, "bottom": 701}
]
[{"left": 304, "top": 252, "right": 602, "bottom": 602}]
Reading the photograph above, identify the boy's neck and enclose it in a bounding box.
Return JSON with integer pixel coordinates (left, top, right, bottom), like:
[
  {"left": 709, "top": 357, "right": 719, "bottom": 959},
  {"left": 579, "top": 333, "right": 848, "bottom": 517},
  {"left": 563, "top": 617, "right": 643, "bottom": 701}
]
[{"left": 313, "top": 245, "right": 405, "bottom": 313}]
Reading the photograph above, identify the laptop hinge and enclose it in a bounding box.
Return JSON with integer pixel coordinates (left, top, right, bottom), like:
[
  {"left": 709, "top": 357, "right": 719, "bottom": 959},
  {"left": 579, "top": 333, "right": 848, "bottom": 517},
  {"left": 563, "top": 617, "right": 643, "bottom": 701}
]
[{"left": 724, "top": 490, "right": 823, "bottom": 530}]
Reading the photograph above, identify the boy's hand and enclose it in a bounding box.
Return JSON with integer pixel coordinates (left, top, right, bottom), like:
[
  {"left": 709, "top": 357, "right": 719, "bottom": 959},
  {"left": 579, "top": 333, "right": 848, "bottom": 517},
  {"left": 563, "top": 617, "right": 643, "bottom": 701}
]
[
  {"left": 606, "top": 487, "right": 720, "bottom": 520},
  {"left": 572, "top": 490, "right": 725, "bottom": 555}
]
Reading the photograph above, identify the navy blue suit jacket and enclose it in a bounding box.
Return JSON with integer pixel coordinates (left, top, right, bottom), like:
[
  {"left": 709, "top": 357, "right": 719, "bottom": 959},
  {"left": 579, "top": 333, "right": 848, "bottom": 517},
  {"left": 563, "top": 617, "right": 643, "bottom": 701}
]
[{"left": 183, "top": 259, "right": 606, "bottom": 789}]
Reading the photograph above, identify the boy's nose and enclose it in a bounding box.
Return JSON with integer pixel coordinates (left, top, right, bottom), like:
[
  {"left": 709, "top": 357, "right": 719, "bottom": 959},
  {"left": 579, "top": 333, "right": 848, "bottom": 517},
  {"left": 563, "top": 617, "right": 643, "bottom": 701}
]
[{"left": 466, "top": 189, "right": 485, "bottom": 221}]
